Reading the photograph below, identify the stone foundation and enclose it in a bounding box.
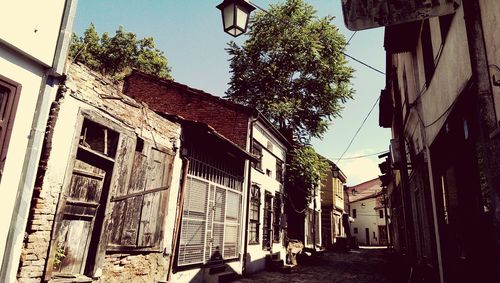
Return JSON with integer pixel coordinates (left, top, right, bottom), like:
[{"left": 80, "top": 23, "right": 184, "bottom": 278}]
[{"left": 98, "top": 253, "right": 169, "bottom": 283}]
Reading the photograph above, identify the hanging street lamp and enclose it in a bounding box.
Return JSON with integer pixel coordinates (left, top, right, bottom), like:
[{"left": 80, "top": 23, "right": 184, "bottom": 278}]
[{"left": 216, "top": 0, "right": 256, "bottom": 37}]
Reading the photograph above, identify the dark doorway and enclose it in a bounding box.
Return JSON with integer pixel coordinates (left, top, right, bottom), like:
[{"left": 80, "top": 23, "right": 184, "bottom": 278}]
[{"left": 365, "top": 228, "right": 370, "bottom": 245}]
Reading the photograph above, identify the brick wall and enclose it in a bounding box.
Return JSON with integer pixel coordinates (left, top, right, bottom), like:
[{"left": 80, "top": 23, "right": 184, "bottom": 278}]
[{"left": 124, "top": 72, "right": 252, "bottom": 149}]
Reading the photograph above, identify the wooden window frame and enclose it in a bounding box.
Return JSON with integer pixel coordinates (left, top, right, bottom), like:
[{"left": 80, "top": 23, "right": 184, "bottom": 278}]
[
  {"left": 275, "top": 159, "right": 283, "bottom": 183},
  {"left": 0, "top": 75, "right": 21, "bottom": 182},
  {"left": 262, "top": 191, "right": 273, "bottom": 250},
  {"left": 249, "top": 185, "right": 260, "bottom": 244},
  {"left": 252, "top": 140, "right": 263, "bottom": 171}
]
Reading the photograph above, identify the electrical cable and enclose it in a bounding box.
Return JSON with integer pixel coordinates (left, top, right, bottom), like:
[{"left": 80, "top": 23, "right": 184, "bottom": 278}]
[
  {"left": 341, "top": 52, "right": 385, "bottom": 75},
  {"left": 333, "top": 150, "right": 389, "bottom": 161},
  {"left": 336, "top": 95, "right": 381, "bottom": 164}
]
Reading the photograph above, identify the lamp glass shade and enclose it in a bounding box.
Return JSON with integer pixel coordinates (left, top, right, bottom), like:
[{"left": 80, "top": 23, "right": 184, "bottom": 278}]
[{"left": 217, "top": 0, "right": 255, "bottom": 37}]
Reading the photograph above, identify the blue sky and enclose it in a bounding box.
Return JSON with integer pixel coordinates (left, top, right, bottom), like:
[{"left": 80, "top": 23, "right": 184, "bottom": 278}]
[{"left": 73, "top": 0, "right": 391, "bottom": 185}]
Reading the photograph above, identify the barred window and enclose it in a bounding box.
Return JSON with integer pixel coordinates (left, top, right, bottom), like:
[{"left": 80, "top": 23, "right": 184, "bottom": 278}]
[
  {"left": 178, "top": 148, "right": 244, "bottom": 266},
  {"left": 249, "top": 185, "right": 260, "bottom": 244}
]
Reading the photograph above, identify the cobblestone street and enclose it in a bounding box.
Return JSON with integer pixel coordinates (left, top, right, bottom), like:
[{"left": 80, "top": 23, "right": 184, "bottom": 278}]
[{"left": 237, "top": 247, "right": 396, "bottom": 283}]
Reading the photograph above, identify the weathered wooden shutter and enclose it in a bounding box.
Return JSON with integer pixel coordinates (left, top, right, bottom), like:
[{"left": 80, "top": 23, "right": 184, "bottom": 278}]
[
  {"left": 108, "top": 141, "right": 174, "bottom": 249},
  {"left": 92, "top": 132, "right": 136, "bottom": 274}
]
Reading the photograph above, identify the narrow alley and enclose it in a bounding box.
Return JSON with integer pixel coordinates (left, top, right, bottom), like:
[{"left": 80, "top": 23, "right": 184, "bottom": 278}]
[{"left": 237, "top": 248, "right": 396, "bottom": 283}]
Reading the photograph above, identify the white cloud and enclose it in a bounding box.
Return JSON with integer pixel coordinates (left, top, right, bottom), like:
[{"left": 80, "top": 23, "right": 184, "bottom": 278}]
[{"left": 337, "top": 151, "right": 381, "bottom": 186}]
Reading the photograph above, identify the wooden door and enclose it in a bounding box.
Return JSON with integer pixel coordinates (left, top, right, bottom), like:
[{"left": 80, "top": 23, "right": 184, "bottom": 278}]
[
  {"left": 365, "top": 228, "right": 370, "bottom": 246},
  {"left": 53, "top": 157, "right": 110, "bottom": 274},
  {"left": 379, "top": 225, "right": 388, "bottom": 245}
]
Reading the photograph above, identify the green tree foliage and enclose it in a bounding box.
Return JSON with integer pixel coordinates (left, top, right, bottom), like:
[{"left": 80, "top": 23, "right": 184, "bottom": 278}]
[
  {"left": 226, "top": 0, "right": 350, "bottom": 207},
  {"left": 226, "top": 0, "right": 354, "bottom": 142},
  {"left": 286, "top": 146, "right": 330, "bottom": 205},
  {"left": 69, "top": 23, "right": 171, "bottom": 80}
]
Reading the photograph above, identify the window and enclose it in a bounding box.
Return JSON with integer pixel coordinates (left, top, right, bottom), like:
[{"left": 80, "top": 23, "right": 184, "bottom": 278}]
[
  {"left": 249, "top": 185, "right": 260, "bottom": 244},
  {"left": 353, "top": 227, "right": 358, "bottom": 234},
  {"left": 276, "top": 159, "right": 283, "bottom": 183},
  {"left": 262, "top": 192, "right": 273, "bottom": 250},
  {"left": 252, "top": 141, "right": 263, "bottom": 171},
  {"left": 379, "top": 209, "right": 384, "bottom": 219},
  {"left": 178, "top": 148, "right": 244, "bottom": 266},
  {"left": 0, "top": 77, "right": 21, "bottom": 182},
  {"left": 273, "top": 193, "right": 282, "bottom": 243},
  {"left": 352, "top": 209, "right": 357, "bottom": 218},
  {"left": 266, "top": 169, "right": 272, "bottom": 177}
]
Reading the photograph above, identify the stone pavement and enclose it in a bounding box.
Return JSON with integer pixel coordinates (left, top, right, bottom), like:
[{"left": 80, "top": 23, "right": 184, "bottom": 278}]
[{"left": 236, "top": 247, "right": 396, "bottom": 283}]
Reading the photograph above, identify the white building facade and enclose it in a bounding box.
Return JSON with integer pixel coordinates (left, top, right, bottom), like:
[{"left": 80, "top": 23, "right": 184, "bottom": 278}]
[
  {"left": 0, "top": 1, "right": 78, "bottom": 281},
  {"left": 245, "top": 120, "right": 288, "bottom": 274},
  {"left": 350, "top": 193, "right": 389, "bottom": 246}
]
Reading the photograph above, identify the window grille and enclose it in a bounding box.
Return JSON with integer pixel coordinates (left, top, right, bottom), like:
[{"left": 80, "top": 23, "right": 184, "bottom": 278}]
[
  {"left": 188, "top": 148, "right": 244, "bottom": 191},
  {"left": 178, "top": 149, "right": 243, "bottom": 266}
]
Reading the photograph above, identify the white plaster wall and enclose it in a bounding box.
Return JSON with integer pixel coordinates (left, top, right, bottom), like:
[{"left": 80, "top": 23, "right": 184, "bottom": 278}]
[
  {"left": 420, "top": 5, "right": 471, "bottom": 145},
  {"left": 0, "top": 47, "right": 46, "bottom": 270},
  {"left": 245, "top": 121, "right": 287, "bottom": 274},
  {"left": 0, "top": 0, "right": 66, "bottom": 66},
  {"left": 350, "top": 198, "right": 387, "bottom": 246}
]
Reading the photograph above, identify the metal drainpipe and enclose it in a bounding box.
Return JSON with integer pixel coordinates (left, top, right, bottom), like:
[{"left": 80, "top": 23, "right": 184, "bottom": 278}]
[
  {"left": 0, "top": 1, "right": 78, "bottom": 281},
  {"left": 242, "top": 115, "right": 257, "bottom": 275}
]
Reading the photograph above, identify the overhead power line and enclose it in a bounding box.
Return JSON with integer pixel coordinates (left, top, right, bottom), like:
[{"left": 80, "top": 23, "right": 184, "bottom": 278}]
[
  {"left": 333, "top": 150, "right": 389, "bottom": 161},
  {"left": 336, "top": 95, "right": 381, "bottom": 164},
  {"left": 342, "top": 52, "right": 385, "bottom": 75}
]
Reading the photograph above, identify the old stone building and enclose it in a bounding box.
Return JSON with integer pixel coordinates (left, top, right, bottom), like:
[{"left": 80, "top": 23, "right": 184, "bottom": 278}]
[{"left": 17, "top": 62, "right": 182, "bottom": 283}]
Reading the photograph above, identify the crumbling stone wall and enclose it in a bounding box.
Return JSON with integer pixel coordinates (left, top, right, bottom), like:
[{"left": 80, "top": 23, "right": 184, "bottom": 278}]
[
  {"left": 98, "top": 253, "right": 169, "bottom": 283},
  {"left": 17, "top": 62, "right": 180, "bottom": 283}
]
